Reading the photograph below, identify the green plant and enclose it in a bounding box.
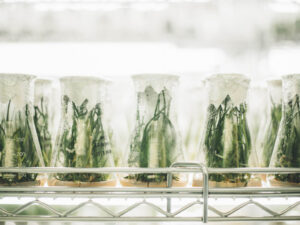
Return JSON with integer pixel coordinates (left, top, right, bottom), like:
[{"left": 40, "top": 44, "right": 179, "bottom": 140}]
[
  {"left": 56, "top": 96, "right": 111, "bottom": 182},
  {"left": 262, "top": 102, "right": 282, "bottom": 167},
  {"left": 127, "top": 88, "right": 178, "bottom": 183},
  {"left": 0, "top": 100, "right": 39, "bottom": 184},
  {"left": 204, "top": 95, "right": 251, "bottom": 184},
  {"left": 274, "top": 94, "right": 300, "bottom": 183},
  {"left": 34, "top": 97, "right": 52, "bottom": 166}
]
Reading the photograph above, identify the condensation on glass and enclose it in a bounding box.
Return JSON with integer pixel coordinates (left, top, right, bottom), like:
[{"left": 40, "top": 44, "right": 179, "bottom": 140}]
[
  {"left": 0, "top": 74, "right": 44, "bottom": 186},
  {"left": 194, "top": 74, "right": 256, "bottom": 188},
  {"left": 121, "top": 74, "right": 187, "bottom": 187},
  {"left": 179, "top": 75, "right": 206, "bottom": 162},
  {"left": 269, "top": 74, "right": 300, "bottom": 187},
  {"left": 34, "top": 78, "right": 56, "bottom": 168},
  {"left": 50, "top": 76, "right": 115, "bottom": 187},
  {"left": 258, "top": 79, "right": 282, "bottom": 168}
]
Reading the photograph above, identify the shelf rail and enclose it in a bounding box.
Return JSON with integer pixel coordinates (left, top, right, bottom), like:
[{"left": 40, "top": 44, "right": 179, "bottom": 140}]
[{"left": 0, "top": 163, "right": 298, "bottom": 222}]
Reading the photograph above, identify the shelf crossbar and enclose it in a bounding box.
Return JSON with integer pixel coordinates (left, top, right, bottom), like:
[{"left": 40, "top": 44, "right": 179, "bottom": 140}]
[{"left": 0, "top": 162, "right": 298, "bottom": 223}]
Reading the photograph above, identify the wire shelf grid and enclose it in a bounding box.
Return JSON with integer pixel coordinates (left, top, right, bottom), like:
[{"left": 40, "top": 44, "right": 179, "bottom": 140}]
[{"left": 0, "top": 162, "right": 298, "bottom": 223}]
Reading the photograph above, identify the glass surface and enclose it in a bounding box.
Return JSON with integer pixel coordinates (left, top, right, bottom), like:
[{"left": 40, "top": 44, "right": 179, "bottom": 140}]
[
  {"left": 0, "top": 73, "right": 42, "bottom": 185},
  {"left": 269, "top": 74, "right": 300, "bottom": 186},
  {"left": 52, "top": 76, "right": 115, "bottom": 186},
  {"left": 199, "top": 73, "right": 253, "bottom": 187},
  {"left": 122, "top": 74, "right": 186, "bottom": 187}
]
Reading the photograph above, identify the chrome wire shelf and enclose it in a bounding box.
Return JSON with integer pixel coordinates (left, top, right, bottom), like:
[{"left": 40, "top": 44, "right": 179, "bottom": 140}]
[{"left": 0, "top": 162, "right": 299, "bottom": 223}]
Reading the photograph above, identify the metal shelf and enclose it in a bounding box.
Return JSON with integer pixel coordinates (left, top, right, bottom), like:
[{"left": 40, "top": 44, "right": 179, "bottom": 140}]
[{"left": 0, "top": 163, "right": 298, "bottom": 223}]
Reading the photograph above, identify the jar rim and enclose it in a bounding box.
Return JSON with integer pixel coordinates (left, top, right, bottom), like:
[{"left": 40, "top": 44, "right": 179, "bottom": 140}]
[
  {"left": 0, "top": 73, "right": 36, "bottom": 80},
  {"left": 59, "top": 75, "right": 109, "bottom": 83},
  {"left": 131, "top": 73, "right": 179, "bottom": 81},
  {"left": 282, "top": 74, "right": 300, "bottom": 80},
  {"left": 206, "top": 73, "right": 250, "bottom": 82},
  {"left": 35, "top": 77, "right": 54, "bottom": 84},
  {"left": 266, "top": 78, "right": 282, "bottom": 87}
]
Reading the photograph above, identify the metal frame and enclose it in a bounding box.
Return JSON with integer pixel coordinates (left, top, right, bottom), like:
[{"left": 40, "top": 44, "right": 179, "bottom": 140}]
[{"left": 0, "top": 163, "right": 298, "bottom": 223}]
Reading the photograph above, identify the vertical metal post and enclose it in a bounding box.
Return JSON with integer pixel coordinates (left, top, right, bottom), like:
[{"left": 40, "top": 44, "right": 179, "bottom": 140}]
[
  {"left": 167, "top": 171, "right": 172, "bottom": 214},
  {"left": 201, "top": 164, "right": 208, "bottom": 223},
  {"left": 169, "top": 162, "right": 207, "bottom": 222}
]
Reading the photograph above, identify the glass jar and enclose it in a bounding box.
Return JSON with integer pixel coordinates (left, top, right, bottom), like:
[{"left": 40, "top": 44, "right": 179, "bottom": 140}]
[
  {"left": 259, "top": 79, "right": 282, "bottom": 168},
  {"left": 269, "top": 74, "right": 300, "bottom": 187},
  {"left": 198, "top": 74, "right": 253, "bottom": 188},
  {"left": 121, "top": 74, "right": 186, "bottom": 187},
  {"left": 179, "top": 75, "right": 206, "bottom": 161},
  {"left": 104, "top": 77, "right": 132, "bottom": 168},
  {"left": 0, "top": 74, "right": 44, "bottom": 185},
  {"left": 50, "top": 76, "right": 115, "bottom": 187},
  {"left": 34, "top": 78, "right": 55, "bottom": 167},
  {"left": 247, "top": 83, "right": 269, "bottom": 162}
]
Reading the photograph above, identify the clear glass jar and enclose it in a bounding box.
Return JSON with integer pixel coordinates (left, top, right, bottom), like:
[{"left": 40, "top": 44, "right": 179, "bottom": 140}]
[
  {"left": 0, "top": 74, "right": 44, "bottom": 185},
  {"left": 199, "top": 74, "right": 253, "bottom": 188},
  {"left": 104, "top": 77, "right": 132, "bottom": 168},
  {"left": 34, "top": 78, "right": 55, "bottom": 167},
  {"left": 259, "top": 79, "right": 282, "bottom": 168},
  {"left": 51, "top": 76, "right": 115, "bottom": 187},
  {"left": 121, "top": 74, "right": 186, "bottom": 187},
  {"left": 248, "top": 83, "right": 269, "bottom": 161},
  {"left": 179, "top": 75, "right": 206, "bottom": 161},
  {"left": 269, "top": 74, "right": 300, "bottom": 187}
]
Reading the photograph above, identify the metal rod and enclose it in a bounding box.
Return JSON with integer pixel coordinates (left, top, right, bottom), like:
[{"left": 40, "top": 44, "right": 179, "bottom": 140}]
[
  {"left": 0, "top": 187, "right": 203, "bottom": 192},
  {"left": 208, "top": 167, "right": 300, "bottom": 173},
  {"left": 0, "top": 193, "right": 202, "bottom": 198},
  {"left": 0, "top": 162, "right": 298, "bottom": 223},
  {"left": 209, "top": 187, "right": 300, "bottom": 193},
  {"left": 167, "top": 171, "right": 172, "bottom": 214},
  {"left": 208, "top": 216, "right": 300, "bottom": 221},
  {"left": 0, "top": 166, "right": 298, "bottom": 174},
  {"left": 166, "top": 162, "right": 204, "bottom": 215},
  {"left": 0, "top": 216, "right": 203, "bottom": 222},
  {"left": 0, "top": 167, "right": 202, "bottom": 173},
  {"left": 0, "top": 193, "right": 299, "bottom": 198},
  {"left": 202, "top": 164, "right": 208, "bottom": 223},
  {"left": 170, "top": 162, "right": 207, "bottom": 222},
  {"left": 0, "top": 216, "right": 299, "bottom": 222},
  {"left": 0, "top": 186, "right": 298, "bottom": 193}
]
